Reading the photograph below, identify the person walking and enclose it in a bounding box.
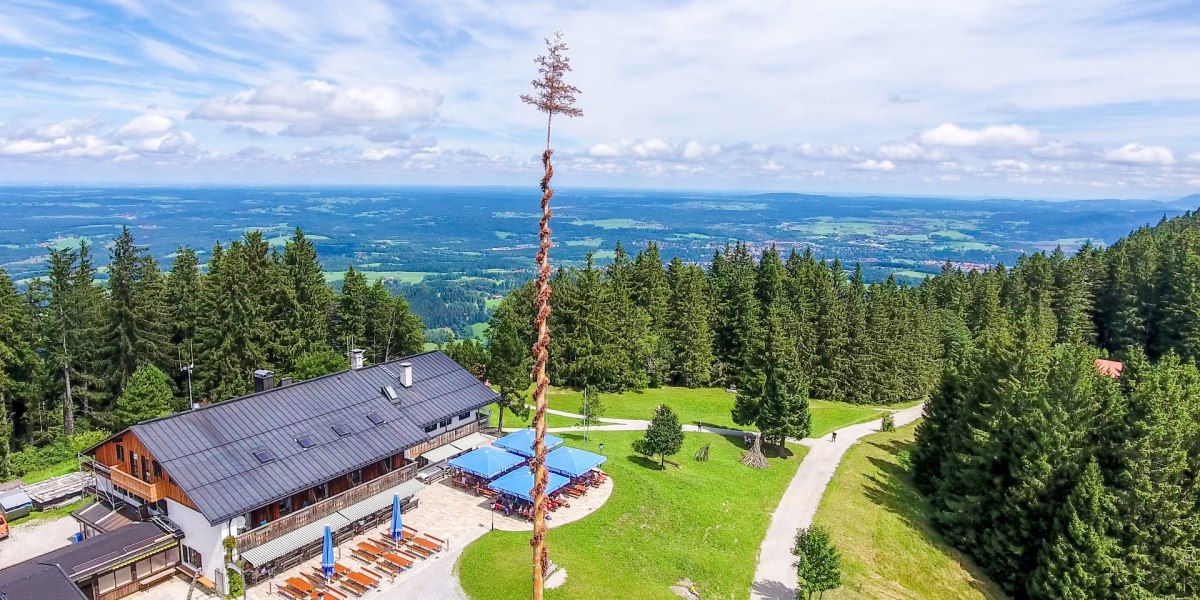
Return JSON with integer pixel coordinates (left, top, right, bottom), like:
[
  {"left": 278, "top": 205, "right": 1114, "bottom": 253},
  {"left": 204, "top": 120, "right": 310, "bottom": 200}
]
[{"left": 831, "top": 431, "right": 837, "bottom": 442}]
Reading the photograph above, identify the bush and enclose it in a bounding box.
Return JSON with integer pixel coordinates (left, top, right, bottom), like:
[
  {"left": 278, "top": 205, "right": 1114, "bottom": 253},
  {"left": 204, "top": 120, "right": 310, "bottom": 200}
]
[
  {"left": 226, "top": 567, "right": 243, "bottom": 599},
  {"left": 7, "top": 430, "right": 109, "bottom": 481},
  {"left": 880, "top": 412, "right": 896, "bottom": 432},
  {"left": 896, "top": 449, "right": 913, "bottom": 472}
]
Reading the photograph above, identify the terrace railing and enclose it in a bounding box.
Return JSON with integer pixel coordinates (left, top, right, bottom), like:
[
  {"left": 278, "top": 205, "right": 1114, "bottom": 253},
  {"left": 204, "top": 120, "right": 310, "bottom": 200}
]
[{"left": 236, "top": 462, "right": 418, "bottom": 551}]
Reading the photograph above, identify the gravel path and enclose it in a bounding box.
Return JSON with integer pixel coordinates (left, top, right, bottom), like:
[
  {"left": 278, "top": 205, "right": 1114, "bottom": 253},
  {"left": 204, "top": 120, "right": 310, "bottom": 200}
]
[
  {"left": 749, "top": 403, "right": 926, "bottom": 600},
  {"left": 0, "top": 515, "right": 79, "bottom": 570}
]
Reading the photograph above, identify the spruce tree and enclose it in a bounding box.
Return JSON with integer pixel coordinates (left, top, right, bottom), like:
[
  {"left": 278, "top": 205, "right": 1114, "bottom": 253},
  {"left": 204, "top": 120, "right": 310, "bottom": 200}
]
[
  {"left": 335, "top": 264, "right": 369, "bottom": 352},
  {"left": 277, "top": 229, "right": 333, "bottom": 366},
  {"left": 666, "top": 259, "right": 714, "bottom": 387},
  {"left": 486, "top": 298, "right": 532, "bottom": 431},
  {"left": 1028, "top": 459, "right": 1117, "bottom": 600},
  {"left": 115, "top": 364, "right": 174, "bottom": 427},
  {"left": 0, "top": 268, "right": 38, "bottom": 477},
  {"left": 634, "top": 404, "right": 684, "bottom": 469},
  {"left": 732, "top": 303, "right": 811, "bottom": 448},
  {"left": 102, "top": 227, "right": 171, "bottom": 394},
  {"left": 632, "top": 243, "right": 672, "bottom": 386}
]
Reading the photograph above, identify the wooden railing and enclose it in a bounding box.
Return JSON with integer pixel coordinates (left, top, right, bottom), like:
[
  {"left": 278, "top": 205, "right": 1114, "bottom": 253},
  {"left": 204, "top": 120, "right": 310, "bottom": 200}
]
[
  {"left": 236, "top": 462, "right": 418, "bottom": 551},
  {"left": 404, "top": 414, "right": 488, "bottom": 460},
  {"left": 109, "top": 467, "right": 165, "bottom": 503}
]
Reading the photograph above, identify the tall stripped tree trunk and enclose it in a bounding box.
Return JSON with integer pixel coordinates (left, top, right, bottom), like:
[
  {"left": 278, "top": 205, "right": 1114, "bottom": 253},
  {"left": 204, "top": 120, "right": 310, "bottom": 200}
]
[
  {"left": 62, "top": 365, "right": 74, "bottom": 436},
  {"left": 530, "top": 146, "right": 554, "bottom": 590},
  {"left": 521, "top": 31, "right": 582, "bottom": 600}
]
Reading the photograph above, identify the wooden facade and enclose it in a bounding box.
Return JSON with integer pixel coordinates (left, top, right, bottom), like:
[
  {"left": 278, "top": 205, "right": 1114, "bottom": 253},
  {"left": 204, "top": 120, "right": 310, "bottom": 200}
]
[
  {"left": 236, "top": 461, "right": 419, "bottom": 550},
  {"left": 88, "top": 433, "right": 199, "bottom": 511},
  {"left": 403, "top": 414, "right": 486, "bottom": 460},
  {"left": 246, "top": 453, "right": 405, "bottom": 527}
]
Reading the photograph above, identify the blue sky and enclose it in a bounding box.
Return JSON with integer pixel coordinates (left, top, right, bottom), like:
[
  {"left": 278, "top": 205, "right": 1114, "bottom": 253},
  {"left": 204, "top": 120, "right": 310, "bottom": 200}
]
[{"left": 0, "top": 0, "right": 1198, "bottom": 198}]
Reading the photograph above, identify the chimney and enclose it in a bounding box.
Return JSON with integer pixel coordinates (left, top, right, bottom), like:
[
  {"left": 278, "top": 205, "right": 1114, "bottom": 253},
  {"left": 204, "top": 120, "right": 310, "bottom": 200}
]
[
  {"left": 399, "top": 362, "right": 413, "bottom": 388},
  {"left": 349, "top": 349, "right": 365, "bottom": 370},
  {"left": 279, "top": 376, "right": 293, "bottom": 387},
  {"left": 253, "top": 369, "right": 274, "bottom": 393}
]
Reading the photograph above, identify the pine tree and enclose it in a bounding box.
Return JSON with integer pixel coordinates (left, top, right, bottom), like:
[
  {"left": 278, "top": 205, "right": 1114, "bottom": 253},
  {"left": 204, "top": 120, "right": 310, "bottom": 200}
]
[
  {"left": 809, "top": 258, "right": 847, "bottom": 400},
  {"left": 792, "top": 525, "right": 842, "bottom": 600},
  {"left": 335, "top": 264, "right": 369, "bottom": 352},
  {"left": 115, "top": 365, "right": 174, "bottom": 428},
  {"left": 710, "top": 243, "right": 761, "bottom": 386},
  {"left": 666, "top": 259, "right": 714, "bottom": 387},
  {"left": 276, "top": 229, "right": 333, "bottom": 368},
  {"left": 102, "top": 227, "right": 171, "bottom": 394},
  {"left": 1050, "top": 247, "right": 1096, "bottom": 345},
  {"left": 840, "top": 264, "right": 870, "bottom": 403},
  {"left": 732, "top": 303, "right": 811, "bottom": 448},
  {"left": 486, "top": 299, "right": 532, "bottom": 431},
  {"left": 0, "top": 268, "right": 38, "bottom": 477},
  {"left": 195, "top": 240, "right": 270, "bottom": 401},
  {"left": 632, "top": 243, "right": 672, "bottom": 386},
  {"left": 634, "top": 404, "right": 684, "bottom": 469},
  {"left": 1028, "top": 459, "right": 1117, "bottom": 600}
]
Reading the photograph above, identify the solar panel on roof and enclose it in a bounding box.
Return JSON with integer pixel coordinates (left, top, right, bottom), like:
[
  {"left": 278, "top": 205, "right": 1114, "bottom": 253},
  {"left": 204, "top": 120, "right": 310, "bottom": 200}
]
[
  {"left": 366, "top": 411, "right": 386, "bottom": 426},
  {"left": 332, "top": 423, "right": 352, "bottom": 437},
  {"left": 252, "top": 448, "right": 275, "bottom": 463},
  {"left": 296, "top": 434, "right": 316, "bottom": 449}
]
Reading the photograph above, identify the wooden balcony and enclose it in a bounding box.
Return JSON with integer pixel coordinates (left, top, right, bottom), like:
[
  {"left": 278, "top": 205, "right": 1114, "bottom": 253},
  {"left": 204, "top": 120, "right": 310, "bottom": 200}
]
[
  {"left": 404, "top": 413, "right": 489, "bottom": 460},
  {"left": 108, "top": 466, "right": 166, "bottom": 503},
  {"left": 236, "top": 462, "right": 419, "bottom": 551}
]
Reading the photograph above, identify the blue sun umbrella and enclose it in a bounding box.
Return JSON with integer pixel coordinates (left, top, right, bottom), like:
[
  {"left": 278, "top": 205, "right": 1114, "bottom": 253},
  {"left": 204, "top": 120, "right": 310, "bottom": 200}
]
[
  {"left": 321, "top": 525, "right": 335, "bottom": 580},
  {"left": 390, "top": 494, "right": 403, "bottom": 545}
]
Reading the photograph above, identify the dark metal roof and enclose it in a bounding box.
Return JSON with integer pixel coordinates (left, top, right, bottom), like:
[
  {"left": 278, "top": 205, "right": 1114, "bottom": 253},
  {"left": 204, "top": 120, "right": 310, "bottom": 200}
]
[
  {"left": 0, "top": 561, "right": 87, "bottom": 600},
  {"left": 125, "top": 351, "right": 496, "bottom": 524},
  {"left": 0, "top": 521, "right": 176, "bottom": 599}
]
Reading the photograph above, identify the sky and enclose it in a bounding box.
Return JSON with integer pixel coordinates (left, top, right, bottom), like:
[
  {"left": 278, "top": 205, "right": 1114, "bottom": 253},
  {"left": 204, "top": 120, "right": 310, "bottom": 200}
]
[{"left": 0, "top": 0, "right": 1199, "bottom": 199}]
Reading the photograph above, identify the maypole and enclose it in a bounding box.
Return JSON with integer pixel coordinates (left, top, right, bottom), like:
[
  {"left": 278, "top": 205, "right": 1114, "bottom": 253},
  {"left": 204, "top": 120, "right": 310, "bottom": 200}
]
[{"left": 520, "top": 31, "right": 582, "bottom": 600}]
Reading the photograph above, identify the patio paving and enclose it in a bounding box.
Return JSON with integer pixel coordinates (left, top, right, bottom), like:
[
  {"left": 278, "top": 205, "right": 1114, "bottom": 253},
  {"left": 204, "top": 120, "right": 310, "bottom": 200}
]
[{"left": 234, "top": 473, "right": 612, "bottom": 599}]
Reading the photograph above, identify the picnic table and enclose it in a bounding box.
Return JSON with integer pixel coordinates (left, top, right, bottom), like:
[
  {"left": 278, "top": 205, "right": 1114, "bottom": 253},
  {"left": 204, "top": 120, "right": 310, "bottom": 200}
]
[
  {"left": 285, "top": 576, "right": 315, "bottom": 595},
  {"left": 411, "top": 536, "right": 442, "bottom": 552},
  {"left": 345, "top": 571, "right": 378, "bottom": 589}
]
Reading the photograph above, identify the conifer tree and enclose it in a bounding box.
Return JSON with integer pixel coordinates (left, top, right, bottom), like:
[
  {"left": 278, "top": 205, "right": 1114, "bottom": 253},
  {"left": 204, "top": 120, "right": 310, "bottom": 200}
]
[
  {"left": 632, "top": 243, "right": 672, "bottom": 386},
  {"left": 486, "top": 299, "right": 532, "bottom": 431},
  {"left": 840, "top": 264, "right": 870, "bottom": 403},
  {"left": 102, "top": 227, "right": 171, "bottom": 394},
  {"left": 115, "top": 364, "right": 174, "bottom": 428},
  {"left": 335, "top": 265, "right": 369, "bottom": 352},
  {"left": 165, "top": 247, "right": 200, "bottom": 354},
  {"left": 1028, "top": 459, "right": 1117, "bottom": 600},
  {"left": 810, "top": 258, "right": 848, "bottom": 399},
  {"left": 634, "top": 404, "right": 684, "bottom": 469},
  {"left": 732, "top": 302, "right": 811, "bottom": 448},
  {"left": 0, "top": 268, "right": 38, "bottom": 476},
  {"left": 666, "top": 259, "right": 714, "bottom": 387},
  {"left": 711, "top": 243, "right": 761, "bottom": 386},
  {"left": 276, "top": 229, "right": 333, "bottom": 367}
]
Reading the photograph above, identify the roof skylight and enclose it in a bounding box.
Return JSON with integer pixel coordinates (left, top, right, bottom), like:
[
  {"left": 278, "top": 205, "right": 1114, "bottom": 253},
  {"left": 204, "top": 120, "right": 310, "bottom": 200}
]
[
  {"left": 366, "top": 411, "right": 386, "bottom": 426},
  {"left": 296, "top": 434, "right": 316, "bottom": 449},
  {"left": 252, "top": 448, "right": 275, "bottom": 463},
  {"left": 332, "top": 423, "right": 352, "bottom": 437}
]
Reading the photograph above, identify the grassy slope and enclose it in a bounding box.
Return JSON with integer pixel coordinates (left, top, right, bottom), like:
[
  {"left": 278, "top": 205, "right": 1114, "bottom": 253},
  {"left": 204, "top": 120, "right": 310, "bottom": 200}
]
[
  {"left": 544, "top": 386, "right": 889, "bottom": 438},
  {"left": 6, "top": 498, "right": 89, "bottom": 526},
  {"left": 458, "top": 430, "right": 806, "bottom": 600},
  {"left": 813, "top": 424, "right": 1006, "bottom": 599},
  {"left": 18, "top": 459, "right": 78, "bottom": 484}
]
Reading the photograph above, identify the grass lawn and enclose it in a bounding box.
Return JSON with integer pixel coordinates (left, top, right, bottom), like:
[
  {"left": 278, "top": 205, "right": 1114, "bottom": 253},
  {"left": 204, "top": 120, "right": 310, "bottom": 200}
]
[
  {"left": 322, "top": 270, "right": 433, "bottom": 284},
  {"left": 543, "top": 386, "right": 889, "bottom": 438},
  {"left": 458, "top": 430, "right": 806, "bottom": 600},
  {"left": 812, "top": 424, "right": 1005, "bottom": 599},
  {"left": 19, "top": 459, "right": 78, "bottom": 484},
  {"left": 486, "top": 404, "right": 579, "bottom": 430},
  {"left": 469, "top": 322, "right": 489, "bottom": 340}
]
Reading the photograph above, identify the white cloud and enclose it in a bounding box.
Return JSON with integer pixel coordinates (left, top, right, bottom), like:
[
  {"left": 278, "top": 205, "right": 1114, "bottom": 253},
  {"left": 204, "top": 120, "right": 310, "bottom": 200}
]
[
  {"left": 136, "top": 131, "right": 196, "bottom": 153},
  {"left": 630, "top": 138, "right": 674, "bottom": 160},
  {"left": 920, "top": 123, "right": 1042, "bottom": 148},
  {"left": 586, "top": 143, "right": 621, "bottom": 158},
  {"left": 114, "top": 114, "right": 176, "bottom": 139},
  {"left": 798, "top": 143, "right": 864, "bottom": 162},
  {"left": 1103, "top": 143, "right": 1176, "bottom": 166},
  {"left": 876, "top": 142, "right": 945, "bottom": 162},
  {"left": 138, "top": 37, "right": 199, "bottom": 72},
  {"left": 1186, "top": 152, "right": 1200, "bottom": 164},
  {"left": 852, "top": 159, "right": 896, "bottom": 172},
  {"left": 682, "top": 141, "right": 721, "bottom": 161},
  {"left": 34, "top": 118, "right": 96, "bottom": 140},
  {"left": 992, "top": 159, "right": 1032, "bottom": 173},
  {"left": 190, "top": 80, "right": 441, "bottom": 137}
]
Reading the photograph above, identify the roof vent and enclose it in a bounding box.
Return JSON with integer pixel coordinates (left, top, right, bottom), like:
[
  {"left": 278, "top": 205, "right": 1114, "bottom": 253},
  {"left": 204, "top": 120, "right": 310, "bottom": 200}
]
[
  {"left": 399, "top": 362, "right": 413, "bottom": 388},
  {"left": 366, "top": 411, "right": 386, "bottom": 426}
]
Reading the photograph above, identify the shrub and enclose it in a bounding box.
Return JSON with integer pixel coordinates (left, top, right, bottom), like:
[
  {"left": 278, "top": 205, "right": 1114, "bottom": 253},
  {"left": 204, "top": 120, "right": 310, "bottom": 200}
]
[
  {"left": 880, "top": 412, "right": 896, "bottom": 432},
  {"left": 226, "top": 566, "right": 243, "bottom": 599}
]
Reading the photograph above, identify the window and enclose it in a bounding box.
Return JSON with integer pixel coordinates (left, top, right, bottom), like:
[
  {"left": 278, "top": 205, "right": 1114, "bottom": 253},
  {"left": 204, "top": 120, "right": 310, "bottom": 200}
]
[
  {"left": 252, "top": 448, "right": 275, "bottom": 464},
  {"left": 316, "top": 482, "right": 329, "bottom": 500},
  {"left": 332, "top": 423, "right": 352, "bottom": 437},
  {"left": 115, "top": 443, "right": 124, "bottom": 462},
  {"left": 114, "top": 565, "right": 132, "bottom": 587},
  {"left": 423, "top": 423, "right": 437, "bottom": 433},
  {"left": 278, "top": 496, "right": 293, "bottom": 516},
  {"left": 382, "top": 385, "right": 399, "bottom": 401},
  {"left": 136, "top": 557, "right": 152, "bottom": 578},
  {"left": 438, "top": 418, "right": 451, "bottom": 429},
  {"left": 379, "top": 457, "right": 393, "bottom": 474},
  {"left": 459, "top": 411, "right": 471, "bottom": 421},
  {"left": 181, "top": 544, "right": 202, "bottom": 569},
  {"left": 98, "top": 572, "right": 116, "bottom": 594},
  {"left": 151, "top": 549, "right": 170, "bottom": 573},
  {"left": 152, "top": 460, "right": 162, "bottom": 479},
  {"left": 296, "top": 434, "right": 316, "bottom": 450},
  {"left": 366, "top": 411, "right": 386, "bottom": 426},
  {"left": 115, "top": 486, "right": 128, "bottom": 497},
  {"left": 350, "top": 468, "right": 362, "bottom": 486},
  {"left": 141, "top": 456, "right": 150, "bottom": 482}
]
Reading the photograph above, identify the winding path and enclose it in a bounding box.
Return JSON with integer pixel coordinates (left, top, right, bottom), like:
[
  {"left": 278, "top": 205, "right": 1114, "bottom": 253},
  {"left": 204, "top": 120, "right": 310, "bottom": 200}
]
[{"left": 749, "top": 403, "right": 926, "bottom": 600}]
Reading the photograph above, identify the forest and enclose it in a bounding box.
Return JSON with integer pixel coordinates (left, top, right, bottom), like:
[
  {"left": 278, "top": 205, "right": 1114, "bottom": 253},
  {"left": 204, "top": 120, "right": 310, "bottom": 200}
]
[
  {"left": 911, "top": 211, "right": 1200, "bottom": 599},
  {"left": 0, "top": 227, "right": 425, "bottom": 480}
]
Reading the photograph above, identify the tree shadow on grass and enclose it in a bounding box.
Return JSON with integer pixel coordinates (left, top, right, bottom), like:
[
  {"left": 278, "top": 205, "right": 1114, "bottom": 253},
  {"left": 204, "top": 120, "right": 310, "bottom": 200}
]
[
  {"left": 860, "top": 442, "right": 1006, "bottom": 599},
  {"left": 627, "top": 454, "right": 667, "bottom": 471}
]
